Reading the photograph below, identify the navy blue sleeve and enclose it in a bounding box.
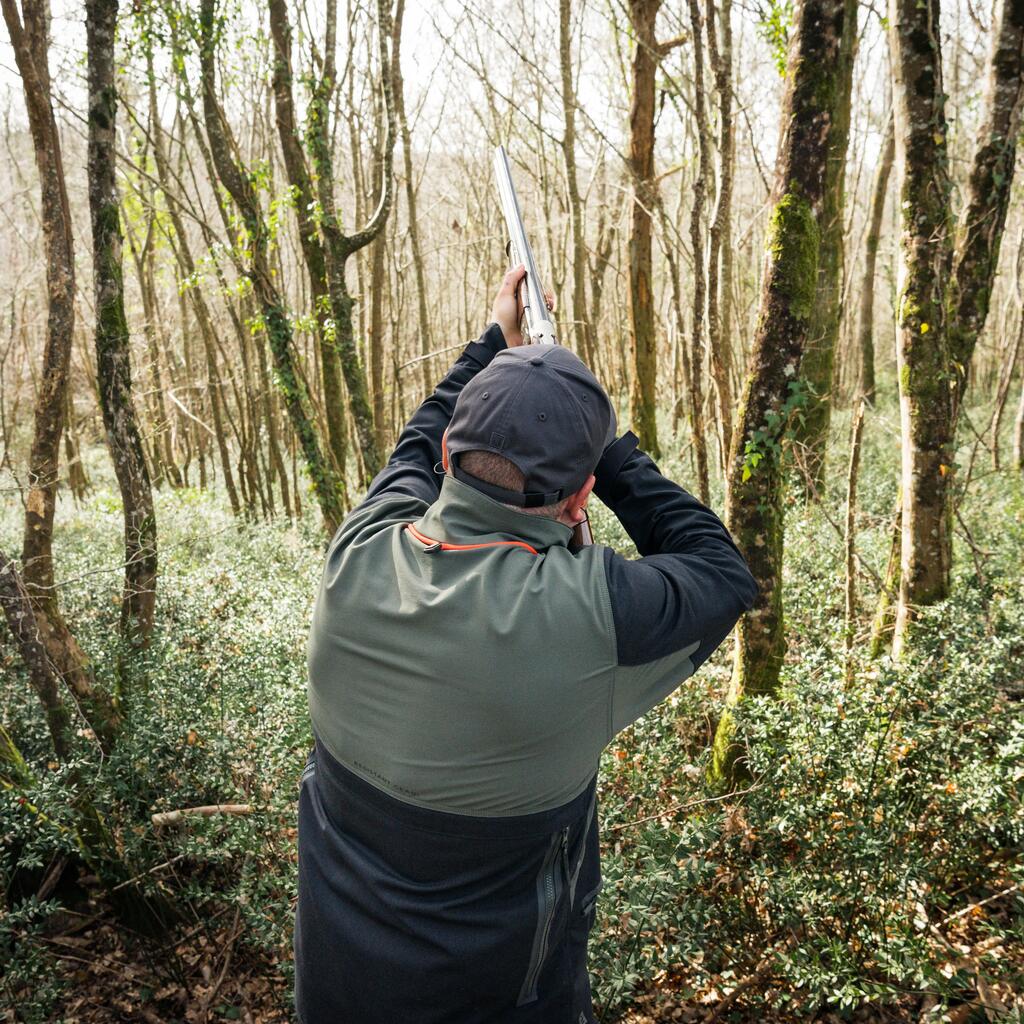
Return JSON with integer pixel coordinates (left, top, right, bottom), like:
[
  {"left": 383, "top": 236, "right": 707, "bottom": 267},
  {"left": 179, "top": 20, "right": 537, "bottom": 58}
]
[
  {"left": 595, "top": 444, "right": 757, "bottom": 670},
  {"left": 359, "top": 324, "right": 507, "bottom": 508}
]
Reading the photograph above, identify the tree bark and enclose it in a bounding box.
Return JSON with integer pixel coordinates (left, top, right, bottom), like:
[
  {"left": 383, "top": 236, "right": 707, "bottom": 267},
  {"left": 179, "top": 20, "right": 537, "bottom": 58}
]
[
  {"left": 626, "top": 0, "right": 663, "bottom": 459},
  {"left": 710, "top": 0, "right": 847, "bottom": 782},
  {"left": 947, "top": 0, "right": 1024, "bottom": 427},
  {"left": 559, "top": 0, "right": 593, "bottom": 369},
  {"left": 686, "top": 0, "right": 712, "bottom": 504},
  {"left": 391, "top": 0, "right": 433, "bottom": 397},
  {"left": 889, "top": 0, "right": 955, "bottom": 654},
  {"left": 855, "top": 115, "right": 894, "bottom": 405},
  {"left": 0, "top": 549, "right": 71, "bottom": 760},
  {"left": 706, "top": 0, "right": 736, "bottom": 475},
  {"left": 791, "top": 0, "right": 857, "bottom": 494},
  {"left": 1, "top": 0, "right": 117, "bottom": 748},
  {"left": 86, "top": 0, "right": 158, "bottom": 645},
  {"left": 1014, "top": 363, "right": 1024, "bottom": 473}
]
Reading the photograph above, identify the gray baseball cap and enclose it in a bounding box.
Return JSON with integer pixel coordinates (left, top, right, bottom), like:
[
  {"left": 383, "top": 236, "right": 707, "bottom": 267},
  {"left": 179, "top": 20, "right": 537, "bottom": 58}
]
[{"left": 446, "top": 345, "right": 615, "bottom": 507}]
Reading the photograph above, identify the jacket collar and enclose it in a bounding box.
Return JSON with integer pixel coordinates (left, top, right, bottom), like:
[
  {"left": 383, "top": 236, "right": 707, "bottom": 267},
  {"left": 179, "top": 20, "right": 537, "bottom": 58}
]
[{"left": 416, "top": 475, "right": 573, "bottom": 552}]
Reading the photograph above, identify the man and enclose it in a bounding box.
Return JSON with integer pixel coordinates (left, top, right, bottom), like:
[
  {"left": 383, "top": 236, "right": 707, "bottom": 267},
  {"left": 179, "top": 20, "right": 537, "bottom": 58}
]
[{"left": 296, "top": 265, "right": 757, "bottom": 1023}]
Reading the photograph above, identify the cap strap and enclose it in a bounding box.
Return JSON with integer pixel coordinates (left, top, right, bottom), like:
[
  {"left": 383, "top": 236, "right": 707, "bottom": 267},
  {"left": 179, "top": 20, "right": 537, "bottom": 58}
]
[{"left": 451, "top": 463, "right": 563, "bottom": 508}]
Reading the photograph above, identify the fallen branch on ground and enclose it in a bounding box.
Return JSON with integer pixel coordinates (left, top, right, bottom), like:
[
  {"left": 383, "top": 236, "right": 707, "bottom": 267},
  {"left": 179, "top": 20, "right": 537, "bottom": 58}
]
[{"left": 151, "top": 804, "right": 252, "bottom": 828}]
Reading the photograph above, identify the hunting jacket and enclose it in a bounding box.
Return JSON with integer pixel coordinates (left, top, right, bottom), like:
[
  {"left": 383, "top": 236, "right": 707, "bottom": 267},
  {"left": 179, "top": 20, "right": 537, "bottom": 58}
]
[{"left": 295, "top": 324, "right": 757, "bottom": 1023}]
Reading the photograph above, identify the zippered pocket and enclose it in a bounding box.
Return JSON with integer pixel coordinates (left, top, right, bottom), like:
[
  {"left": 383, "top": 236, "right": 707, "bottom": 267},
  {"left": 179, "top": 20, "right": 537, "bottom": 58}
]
[
  {"left": 517, "top": 825, "right": 569, "bottom": 1006},
  {"left": 300, "top": 750, "right": 316, "bottom": 786}
]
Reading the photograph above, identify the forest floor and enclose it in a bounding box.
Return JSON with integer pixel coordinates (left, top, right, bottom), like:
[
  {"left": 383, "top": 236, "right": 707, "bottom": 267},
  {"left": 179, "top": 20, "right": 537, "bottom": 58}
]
[{"left": 3, "top": 409, "right": 1023, "bottom": 1022}]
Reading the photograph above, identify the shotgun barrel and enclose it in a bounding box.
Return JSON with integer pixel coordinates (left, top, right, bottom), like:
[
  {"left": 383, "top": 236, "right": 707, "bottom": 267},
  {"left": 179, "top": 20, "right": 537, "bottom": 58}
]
[
  {"left": 493, "top": 145, "right": 594, "bottom": 548},
  {"left": 492, "top": 146, "right": 558, "bottom": 347}
]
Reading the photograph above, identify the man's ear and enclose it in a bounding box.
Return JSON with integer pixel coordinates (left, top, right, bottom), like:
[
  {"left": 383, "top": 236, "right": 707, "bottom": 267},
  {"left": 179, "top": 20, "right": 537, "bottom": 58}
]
[
  {"left": 567, "top": 474, "right": 596, "bottom": 524},
  {"left": 441, "top": 428, "right": 450, "bottom": 472}
]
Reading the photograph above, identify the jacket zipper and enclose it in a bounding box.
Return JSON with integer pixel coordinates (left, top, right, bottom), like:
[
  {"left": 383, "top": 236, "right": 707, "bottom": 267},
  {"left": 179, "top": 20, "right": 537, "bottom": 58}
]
[{"left": 517, "top": 826, "right": 569, "bottom": 1006}]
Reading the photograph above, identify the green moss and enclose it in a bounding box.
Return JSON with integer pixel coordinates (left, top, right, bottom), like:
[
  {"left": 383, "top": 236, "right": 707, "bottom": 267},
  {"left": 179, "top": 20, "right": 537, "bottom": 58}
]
[{"left": 766, "top": 191, "right": 819, "bottom": 321}]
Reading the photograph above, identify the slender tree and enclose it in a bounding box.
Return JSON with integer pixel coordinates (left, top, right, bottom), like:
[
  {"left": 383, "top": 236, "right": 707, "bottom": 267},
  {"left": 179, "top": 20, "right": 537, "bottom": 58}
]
[
  {"left": 855, "top": 115, "right": 894, "bottom": 405},
  {"left": 947, "top": 0, "right": 1024, "bottom": 429},
  {"left": 559, "top": 0, "right": 592, "bottom": 368},
  {"left": 86, "top": 0, "right": 158, "bottom": 644},
  {"left": 706, "top": 0, "right": 736, "bottom": 473},
  {"left": 711, "top": 0, "right": 848, "bottom": 781},
  {"left": 1, "top": 0, "right": 117, "bottom": 748},
  {"left": 685, "top": 0, "right": 711, "bottom": 502},
  {"left": 391, "top": 0, "right": 434, "bottom": 397},
  {"left": 625, "top": 0, "right": 684, "bottom": 459}
]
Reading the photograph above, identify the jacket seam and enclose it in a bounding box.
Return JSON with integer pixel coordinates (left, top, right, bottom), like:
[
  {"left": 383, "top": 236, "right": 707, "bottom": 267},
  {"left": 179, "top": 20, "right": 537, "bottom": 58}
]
[{"left": 596, "top": 547, "right": 618, "bottom": 744}]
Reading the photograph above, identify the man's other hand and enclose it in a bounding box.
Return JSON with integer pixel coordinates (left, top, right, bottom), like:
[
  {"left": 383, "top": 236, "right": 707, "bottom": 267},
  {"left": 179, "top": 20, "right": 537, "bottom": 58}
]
[{"left": 490, "top": 265, "right": 555, "bottom": 348}]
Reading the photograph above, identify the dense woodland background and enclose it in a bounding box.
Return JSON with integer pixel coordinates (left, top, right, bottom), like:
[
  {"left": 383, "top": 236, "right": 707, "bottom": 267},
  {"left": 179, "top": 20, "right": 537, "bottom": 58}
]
[{"left": 1, "top": 0, "right": 1023, "bottom": 1020}]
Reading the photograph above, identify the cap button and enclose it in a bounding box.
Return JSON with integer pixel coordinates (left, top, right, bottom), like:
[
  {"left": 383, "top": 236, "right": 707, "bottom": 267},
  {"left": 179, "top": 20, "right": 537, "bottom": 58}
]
[{"left": 529, "top": 356, "right": 543, "bottom": 366}]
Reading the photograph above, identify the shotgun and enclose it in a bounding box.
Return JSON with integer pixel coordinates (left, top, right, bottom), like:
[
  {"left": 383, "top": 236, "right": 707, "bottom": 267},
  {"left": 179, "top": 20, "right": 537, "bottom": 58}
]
[{"left": 492, "top": 145, "right": 594, "bottom": 548}]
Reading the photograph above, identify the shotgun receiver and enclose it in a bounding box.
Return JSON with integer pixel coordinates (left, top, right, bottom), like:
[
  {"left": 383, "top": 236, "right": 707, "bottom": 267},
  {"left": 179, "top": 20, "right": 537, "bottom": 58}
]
[{"left": 492, "top": 145, "right": 594, "bottom": 548}]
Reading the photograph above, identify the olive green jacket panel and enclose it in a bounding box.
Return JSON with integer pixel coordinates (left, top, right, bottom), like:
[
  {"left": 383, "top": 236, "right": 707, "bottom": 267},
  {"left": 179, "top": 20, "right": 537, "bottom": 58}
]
[{"left": 307, "top": 476, "right": 622, "bottom": 816}]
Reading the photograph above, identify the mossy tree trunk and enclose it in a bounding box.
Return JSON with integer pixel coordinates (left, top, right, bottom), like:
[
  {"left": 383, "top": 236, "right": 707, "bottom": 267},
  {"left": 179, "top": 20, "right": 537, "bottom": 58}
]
[
  {"left": 855, "top": 115, "right": 894, "bottom": 405},
  {"left": 199, "top": 0, "right": 344, "bottom": 534},
  {"left": 1, "top": 0, "right": 118, "bottom": 750},
  {"left": 87, "top": 0, "right": 158, "bottom": 646},
  {"left": 268, "top": 0, "right": 348, "bottom": 488},
  {"left": 888, "top": 0, "right": 956, "bottom": 655},
  {"left": 710, "top": 0, "right": 848, "bottom": 784},
  {"left": 946, "top": 0, "right": 1024, "bottom": 430},
  {"left": 305, "top": 0, "right": 396, "bottom": 487},
  {"left": 791, "top": 0, "right": 857, "bottom": 495},
  {"left": 890, "top": 0, "right": 1021, "bottom": 654}
]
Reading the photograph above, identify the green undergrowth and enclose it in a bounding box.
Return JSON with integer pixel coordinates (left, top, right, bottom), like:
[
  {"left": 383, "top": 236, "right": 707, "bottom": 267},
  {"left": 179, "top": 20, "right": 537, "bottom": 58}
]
[{"left": 2, "top": 406, "right": 1023, "bottom": 1022}]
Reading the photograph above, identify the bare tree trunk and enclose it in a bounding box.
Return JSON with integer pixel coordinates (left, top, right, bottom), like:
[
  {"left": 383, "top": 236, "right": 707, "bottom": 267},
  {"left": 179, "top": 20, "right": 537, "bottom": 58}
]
[
  {"left": 844, "top": 400, "right": 865, "bottom": 683},
  {"left": 790, "top": 0, "right": 857, "bottom": 495},
  {"left": 64, "top": 390, "right": 90, "bottom": 501},
  {"left": 87, "top": 0, "right": 158, "bottom": 644},
  {"left": 1014, "top": 366, "right": 1024, "bottom": 473},
  {"left": 1, "top": 0, "right": 117, "bottom": 748},
  {"left": 369, "top": 102, "right": 388, "bottom": 451},
  {"left": 890, "top": 0, "right": 1022, "bottom": 653},
  {"left": 855, "top": 115, "right": 894, "bottom": 405},
  {"left": 625, "top": 0, "right": 673, "bottom": 459},
  {"left": 888, "top": 0, "right": 955, "bottom": 656},
  {"left": 391, "top": 0, "right": 433, "bottom": 397},
  {"left": 711, "top": 0, "right": 848, "bottom": 783},
  {"left": 706, "top": 0, "right": 736, "bottom": 475},
  {"left": 559, "top": 0, "right": 592, "bottom": 368},
  {"left": 685, "top": 0, "right": 712, "bottom": 503},
  {"left": 991, "top": 273, "right": 1023, "bottom": 469},
  {"left": 947, "top": 0, "right": 1024, "bottom": 428},
  {"left": 0, "top": 549, "right": 71, "bottom": 759}
]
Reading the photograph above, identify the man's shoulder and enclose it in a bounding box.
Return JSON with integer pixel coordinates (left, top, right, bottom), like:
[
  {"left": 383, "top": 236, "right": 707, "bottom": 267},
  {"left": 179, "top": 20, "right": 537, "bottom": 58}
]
[{"left": 331, "top": 493, "right": 429, "bottom": 549}]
